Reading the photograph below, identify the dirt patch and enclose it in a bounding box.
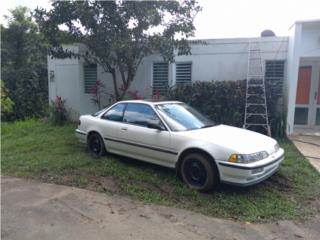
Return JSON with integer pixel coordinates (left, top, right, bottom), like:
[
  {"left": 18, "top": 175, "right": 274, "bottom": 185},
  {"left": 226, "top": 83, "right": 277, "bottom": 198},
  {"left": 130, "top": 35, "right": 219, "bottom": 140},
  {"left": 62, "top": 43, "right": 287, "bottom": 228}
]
[
  {"left": 263, "top": 174, "right": 292, "bottom": 191},
  {"left": 87, "top": 176, "right": 117, "bottom": 192}
]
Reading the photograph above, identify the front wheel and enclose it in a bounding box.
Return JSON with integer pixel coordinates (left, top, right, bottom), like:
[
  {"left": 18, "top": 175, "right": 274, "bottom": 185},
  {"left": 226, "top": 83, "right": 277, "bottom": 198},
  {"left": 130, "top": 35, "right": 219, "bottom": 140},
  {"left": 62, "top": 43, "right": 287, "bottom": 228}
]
[
  {"left": 180, "top": 153, "right": 219, "bottom": 192},
  {"left": 88, "top": 133, "right": 106, "bottom": 157}
]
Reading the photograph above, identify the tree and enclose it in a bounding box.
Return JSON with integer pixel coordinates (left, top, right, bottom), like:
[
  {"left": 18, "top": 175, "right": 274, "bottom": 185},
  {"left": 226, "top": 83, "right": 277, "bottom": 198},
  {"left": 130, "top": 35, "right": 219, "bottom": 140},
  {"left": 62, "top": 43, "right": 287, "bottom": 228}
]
[
  {"left": 1, "top": 7, "right": 48, "bottom": 120},
  {"left": 34, "top": 0, "right": 201, "bottom": 100}
]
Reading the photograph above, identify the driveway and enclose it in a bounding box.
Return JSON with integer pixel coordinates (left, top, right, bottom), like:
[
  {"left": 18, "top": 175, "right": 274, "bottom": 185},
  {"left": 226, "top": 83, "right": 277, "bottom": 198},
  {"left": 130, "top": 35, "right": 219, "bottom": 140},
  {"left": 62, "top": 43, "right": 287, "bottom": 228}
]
[
  {"left": 2, "top": 176, "right": 320, "bottom": 240},
  {"left": 290, "top": 135, "right": 320, "bottom": 172}
]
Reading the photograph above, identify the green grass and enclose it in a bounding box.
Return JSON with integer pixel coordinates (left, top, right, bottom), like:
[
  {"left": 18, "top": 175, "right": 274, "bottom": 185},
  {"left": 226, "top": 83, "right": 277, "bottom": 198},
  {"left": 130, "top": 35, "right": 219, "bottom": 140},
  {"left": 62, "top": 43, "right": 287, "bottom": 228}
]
[{"left": 2, "top": 119, "right": 320, "bottom": 222}]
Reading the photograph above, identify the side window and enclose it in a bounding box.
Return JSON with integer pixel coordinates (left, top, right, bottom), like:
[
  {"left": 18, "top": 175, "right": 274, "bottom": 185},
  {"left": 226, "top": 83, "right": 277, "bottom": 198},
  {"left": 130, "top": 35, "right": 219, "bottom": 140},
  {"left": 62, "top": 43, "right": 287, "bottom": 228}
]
[
  {"left": 102, "top": 103, "right": 126, "bottom": 122},
  {"left": 123, "top": 103, "right": 160, "bottom": 127}
]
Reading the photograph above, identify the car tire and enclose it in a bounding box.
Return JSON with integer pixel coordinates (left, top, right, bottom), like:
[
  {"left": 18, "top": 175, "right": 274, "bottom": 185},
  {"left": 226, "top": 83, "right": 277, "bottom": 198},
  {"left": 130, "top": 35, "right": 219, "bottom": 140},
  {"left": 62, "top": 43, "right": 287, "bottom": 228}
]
[
  {"left": 88, "top": 133, "right": 106, "bottom": 157},
  {"left": 180, "top": 153, "right": 219, "bottom": 192}
]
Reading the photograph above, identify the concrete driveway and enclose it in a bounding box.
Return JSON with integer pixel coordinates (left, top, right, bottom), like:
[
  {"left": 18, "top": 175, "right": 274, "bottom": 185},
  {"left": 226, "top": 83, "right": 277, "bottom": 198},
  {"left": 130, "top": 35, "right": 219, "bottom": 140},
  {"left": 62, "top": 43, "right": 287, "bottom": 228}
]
[
  {"left": 2, "top": 176, "right": 320, "bottom": 240},
  {"left": 290, "top": 135, "right": 320, "bottom": 172}
]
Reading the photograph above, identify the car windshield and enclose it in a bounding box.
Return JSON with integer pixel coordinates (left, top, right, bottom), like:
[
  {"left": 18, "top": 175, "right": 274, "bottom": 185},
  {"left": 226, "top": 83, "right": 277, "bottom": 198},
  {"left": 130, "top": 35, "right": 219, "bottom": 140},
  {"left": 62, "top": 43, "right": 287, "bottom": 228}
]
[{"left": 155, "top": 103, "right": 214, "bottom": 131}]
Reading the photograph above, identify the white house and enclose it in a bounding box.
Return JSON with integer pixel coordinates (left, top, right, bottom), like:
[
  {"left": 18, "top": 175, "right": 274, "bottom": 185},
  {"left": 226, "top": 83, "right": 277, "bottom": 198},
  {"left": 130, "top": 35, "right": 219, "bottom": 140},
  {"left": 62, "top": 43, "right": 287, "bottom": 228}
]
[{"left": 47, "top": 19, "right": 320, "bottom": 135}]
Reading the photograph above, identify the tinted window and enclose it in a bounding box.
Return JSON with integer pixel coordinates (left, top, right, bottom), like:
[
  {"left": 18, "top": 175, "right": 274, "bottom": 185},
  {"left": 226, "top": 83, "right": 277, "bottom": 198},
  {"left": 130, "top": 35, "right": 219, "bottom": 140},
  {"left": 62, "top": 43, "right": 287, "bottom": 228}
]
[
  {"left": 102, "top": 103, "right": 126, "bottom": 122},
  {"left": 123, "top": 103, "right": 160, "bottom": 127}
]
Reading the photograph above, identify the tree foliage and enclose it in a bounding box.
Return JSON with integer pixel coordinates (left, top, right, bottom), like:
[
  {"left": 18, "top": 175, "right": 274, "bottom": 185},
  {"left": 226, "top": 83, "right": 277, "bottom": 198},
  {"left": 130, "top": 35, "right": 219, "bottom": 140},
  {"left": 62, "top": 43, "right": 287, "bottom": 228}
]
[
  {"left": 1, "top": 80, "right": 14, "bottom": 115},
  {"left": 34, "top": 0, "right": 201, "bottom": 100},
  {"left": 1, "top": 6, "right": 48, "bottom": 120}
]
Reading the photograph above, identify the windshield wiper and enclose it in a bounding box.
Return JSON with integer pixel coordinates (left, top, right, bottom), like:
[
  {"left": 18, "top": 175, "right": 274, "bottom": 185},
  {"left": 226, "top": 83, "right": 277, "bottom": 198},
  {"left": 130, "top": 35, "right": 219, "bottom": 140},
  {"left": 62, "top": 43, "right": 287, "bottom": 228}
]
[{"left": 201, "top": 124, "right": 215, "bottom": 129}]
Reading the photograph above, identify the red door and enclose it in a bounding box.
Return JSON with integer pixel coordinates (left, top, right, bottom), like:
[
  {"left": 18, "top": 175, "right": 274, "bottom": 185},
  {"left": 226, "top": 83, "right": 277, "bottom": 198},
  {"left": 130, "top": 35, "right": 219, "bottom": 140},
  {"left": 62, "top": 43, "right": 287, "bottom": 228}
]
[
  {"left": 294, "top": 66, "right": 312, "bottom": 125},
  {"left": 296, "top": 67, "right": 312, "bottom": 104}
]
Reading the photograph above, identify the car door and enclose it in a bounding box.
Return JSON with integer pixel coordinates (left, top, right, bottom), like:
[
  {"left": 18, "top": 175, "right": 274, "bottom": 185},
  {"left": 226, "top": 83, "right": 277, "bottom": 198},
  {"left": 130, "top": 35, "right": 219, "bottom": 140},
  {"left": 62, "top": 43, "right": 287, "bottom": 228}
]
[
  {"left": 99, "top": 103, "right": 126, "bottom": 151},
  {"left": 116, "top": 103, "right": 176, "bottom": 166}
]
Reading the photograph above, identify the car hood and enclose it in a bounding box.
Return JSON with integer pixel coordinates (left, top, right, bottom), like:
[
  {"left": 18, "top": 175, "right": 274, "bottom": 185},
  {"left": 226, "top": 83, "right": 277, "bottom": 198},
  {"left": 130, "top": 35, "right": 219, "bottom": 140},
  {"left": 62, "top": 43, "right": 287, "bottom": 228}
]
[{"left": 175, "top": 124, "right": 277, "bottom": 154}]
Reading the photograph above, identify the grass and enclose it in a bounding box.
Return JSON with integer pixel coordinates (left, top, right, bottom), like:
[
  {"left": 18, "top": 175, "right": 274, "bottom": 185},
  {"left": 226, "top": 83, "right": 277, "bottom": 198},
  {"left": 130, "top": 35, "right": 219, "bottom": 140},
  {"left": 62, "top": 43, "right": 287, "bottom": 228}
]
[{"left": 2, "top": 119, "right": 320, "bottom": 222}]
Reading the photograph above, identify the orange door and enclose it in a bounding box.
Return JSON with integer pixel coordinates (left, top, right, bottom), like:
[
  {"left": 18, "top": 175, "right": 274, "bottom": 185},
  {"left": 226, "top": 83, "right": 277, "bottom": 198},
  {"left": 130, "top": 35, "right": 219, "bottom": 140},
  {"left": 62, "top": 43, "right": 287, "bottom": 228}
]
[
  {"left": 296, "top": 66, "right": 312, "bottom": 104},
  {"left": 294, "top": 66, "right": 312, "bottom": 125}
]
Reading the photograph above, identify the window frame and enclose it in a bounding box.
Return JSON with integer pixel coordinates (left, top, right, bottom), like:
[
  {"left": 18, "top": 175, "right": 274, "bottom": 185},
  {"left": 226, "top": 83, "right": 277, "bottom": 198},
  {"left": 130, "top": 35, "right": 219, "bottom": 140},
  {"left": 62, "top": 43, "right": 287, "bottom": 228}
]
[
  {"left": 101, "top": 103, "right": 127, "bottom": 122},
  {"left": 100, "top": 102, "right": 169, "bottom": 131},
  {"left": 122, "top": 103, "right": 168, "bottom": 130}
]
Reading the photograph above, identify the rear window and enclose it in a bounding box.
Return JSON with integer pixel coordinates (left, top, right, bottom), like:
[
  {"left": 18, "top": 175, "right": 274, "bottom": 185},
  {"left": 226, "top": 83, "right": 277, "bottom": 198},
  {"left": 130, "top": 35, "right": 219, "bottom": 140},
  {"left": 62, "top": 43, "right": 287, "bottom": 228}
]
[{"left": 101, "top": 103, "right": 126, "bottom": 122}]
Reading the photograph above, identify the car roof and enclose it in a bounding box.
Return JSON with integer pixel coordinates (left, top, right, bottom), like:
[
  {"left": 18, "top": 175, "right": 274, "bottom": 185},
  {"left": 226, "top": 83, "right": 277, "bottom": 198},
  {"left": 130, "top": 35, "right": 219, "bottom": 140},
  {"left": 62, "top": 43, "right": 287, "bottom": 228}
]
[{"left": 117, "top": 99, "right": 182, "bottom": 105}]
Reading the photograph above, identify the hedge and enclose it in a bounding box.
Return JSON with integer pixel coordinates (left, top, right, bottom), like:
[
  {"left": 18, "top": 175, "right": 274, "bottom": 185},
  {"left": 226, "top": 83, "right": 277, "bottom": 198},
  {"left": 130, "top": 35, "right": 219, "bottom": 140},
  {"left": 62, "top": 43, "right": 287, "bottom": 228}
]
[{"left": 167, "top": 80, "right": 286, "bottom": 138}]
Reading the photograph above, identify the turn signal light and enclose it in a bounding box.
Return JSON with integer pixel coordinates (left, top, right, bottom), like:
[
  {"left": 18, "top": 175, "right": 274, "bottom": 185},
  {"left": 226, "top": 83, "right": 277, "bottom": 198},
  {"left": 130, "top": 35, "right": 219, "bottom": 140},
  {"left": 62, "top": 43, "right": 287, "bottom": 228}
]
[{"left": 229, "top": 154, "right": 238, "bottom": 162}]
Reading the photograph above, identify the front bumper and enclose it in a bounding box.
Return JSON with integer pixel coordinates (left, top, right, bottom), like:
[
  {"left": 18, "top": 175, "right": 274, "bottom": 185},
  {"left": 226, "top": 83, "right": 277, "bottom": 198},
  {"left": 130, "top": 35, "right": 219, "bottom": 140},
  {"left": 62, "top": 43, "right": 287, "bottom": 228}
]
[{"left": 217, "top": 148, "right": 285, "bottom": 186}]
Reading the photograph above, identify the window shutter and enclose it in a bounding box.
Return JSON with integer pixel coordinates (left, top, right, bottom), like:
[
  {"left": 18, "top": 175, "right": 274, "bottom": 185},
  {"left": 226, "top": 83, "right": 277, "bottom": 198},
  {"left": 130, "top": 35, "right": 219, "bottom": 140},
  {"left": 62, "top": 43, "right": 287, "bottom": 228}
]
[
  {"left": 84, "top": 64, "right": 97, "bottom": 93},
  {"left": 265, "top": 60, "right": 285, "bottom": 96},
  {"left": 176, "top": 62, "right": 192, "bottom": 85},
  {"left": 153, "top": 62, "right": 169, "bottom": 96}
]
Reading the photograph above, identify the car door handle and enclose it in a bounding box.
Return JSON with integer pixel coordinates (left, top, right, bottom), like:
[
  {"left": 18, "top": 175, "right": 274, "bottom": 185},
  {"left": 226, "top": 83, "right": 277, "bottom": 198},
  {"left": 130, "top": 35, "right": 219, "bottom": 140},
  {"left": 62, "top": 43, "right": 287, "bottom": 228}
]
[{"left": 121, "top": 127, "right": 128, "bottom": 131}]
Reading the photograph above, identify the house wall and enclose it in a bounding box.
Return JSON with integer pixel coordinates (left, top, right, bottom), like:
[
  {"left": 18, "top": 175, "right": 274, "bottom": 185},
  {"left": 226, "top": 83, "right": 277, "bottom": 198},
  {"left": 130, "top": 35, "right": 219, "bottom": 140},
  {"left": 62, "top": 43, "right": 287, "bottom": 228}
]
[
  {"left": 286, "top": 21, "right": 320, "bottom": 134},
  {"left": 48, "top": 37, "right": 288, "bottom": 119},
  {"left": 47, "top": 44, "right": 83, "bottom": 120}
]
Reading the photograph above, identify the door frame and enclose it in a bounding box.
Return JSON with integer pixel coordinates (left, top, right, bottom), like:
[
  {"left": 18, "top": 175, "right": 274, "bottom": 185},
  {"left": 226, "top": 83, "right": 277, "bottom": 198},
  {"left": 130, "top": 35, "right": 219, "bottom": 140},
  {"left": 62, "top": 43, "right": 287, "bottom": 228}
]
[
  {"left": 294, "top": 62, "right": 320, "bottom": 130},
  {"left": 310, "top": 67, "right": 320, "bottom": 129},
  {"left": 294, "top": 65, "right": 313, "bottom": 128}
]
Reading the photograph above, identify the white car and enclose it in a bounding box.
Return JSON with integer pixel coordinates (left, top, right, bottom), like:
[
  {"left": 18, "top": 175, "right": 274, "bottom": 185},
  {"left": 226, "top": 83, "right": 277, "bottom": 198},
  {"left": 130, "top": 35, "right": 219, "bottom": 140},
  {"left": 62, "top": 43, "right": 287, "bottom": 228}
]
[{"left": 76, "top": 100, "right": 284, "bottom": 191}]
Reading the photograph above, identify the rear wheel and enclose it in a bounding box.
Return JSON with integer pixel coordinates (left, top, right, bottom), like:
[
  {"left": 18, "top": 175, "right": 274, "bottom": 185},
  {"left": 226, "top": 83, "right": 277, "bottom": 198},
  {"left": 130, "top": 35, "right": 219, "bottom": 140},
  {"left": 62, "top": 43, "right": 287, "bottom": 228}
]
[
  {"left": 88, "top": 133, "right": 106, "bottom": 157},
  {"left": 180, "top": 153, "right": 219, "bottom": 192}
]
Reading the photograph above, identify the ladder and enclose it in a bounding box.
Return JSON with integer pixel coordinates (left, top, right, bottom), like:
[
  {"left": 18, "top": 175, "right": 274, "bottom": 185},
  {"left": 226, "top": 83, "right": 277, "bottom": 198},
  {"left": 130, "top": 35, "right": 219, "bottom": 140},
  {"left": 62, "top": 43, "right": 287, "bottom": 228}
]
[{"left": 243, "top": 41, "right": 271, "bottom": 136}]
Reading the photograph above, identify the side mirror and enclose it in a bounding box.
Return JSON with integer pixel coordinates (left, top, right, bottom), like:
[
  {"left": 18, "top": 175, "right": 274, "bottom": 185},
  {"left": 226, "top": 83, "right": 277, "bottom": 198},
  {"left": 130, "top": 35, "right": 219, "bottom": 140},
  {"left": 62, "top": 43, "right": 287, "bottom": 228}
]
[{"left": 147, "top": 121, "right": 165, "bottom": 131}]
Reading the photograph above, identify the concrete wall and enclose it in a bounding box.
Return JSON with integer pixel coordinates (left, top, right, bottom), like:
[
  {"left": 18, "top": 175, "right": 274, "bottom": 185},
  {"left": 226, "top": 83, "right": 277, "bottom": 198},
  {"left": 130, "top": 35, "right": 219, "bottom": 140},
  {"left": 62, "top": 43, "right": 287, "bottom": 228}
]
[
  {"left": 47, "top": 44, "right": 83, "bottom": 120},
  {"left": 48, "top": 37, "right": 288, "bottom": 119},
  {"left": 286, "top": 21, "right": 320, "bottom": 134},
  {"left": 177, "top": 37, "right": 288, "bottom": 82}
]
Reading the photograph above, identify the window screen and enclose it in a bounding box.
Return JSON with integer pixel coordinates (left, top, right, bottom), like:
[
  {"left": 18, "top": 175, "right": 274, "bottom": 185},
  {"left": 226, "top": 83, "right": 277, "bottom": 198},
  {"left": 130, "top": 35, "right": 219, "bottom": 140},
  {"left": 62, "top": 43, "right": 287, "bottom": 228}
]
[
  {"left": 153, "top": 62, "right": 169, "bottom": 96},
  {"left": 84, "top": 64, "right": 97, "bottom": 93},
  {"left": 176, "top": 62, "right": 192, "bottom": 84},
  {"left": 265, "top": 60, "right": 285, "bottom": 96}
]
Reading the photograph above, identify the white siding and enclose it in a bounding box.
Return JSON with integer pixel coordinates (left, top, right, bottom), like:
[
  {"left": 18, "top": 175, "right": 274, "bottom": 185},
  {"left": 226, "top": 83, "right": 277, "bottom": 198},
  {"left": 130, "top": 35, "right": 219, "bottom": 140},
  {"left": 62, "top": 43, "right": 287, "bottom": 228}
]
[
  {"left": 286, "top": 20, "right": 320, "bottom": 134},
  {"left": 48, "top": 37, "right": 289, "bottom": 120}
]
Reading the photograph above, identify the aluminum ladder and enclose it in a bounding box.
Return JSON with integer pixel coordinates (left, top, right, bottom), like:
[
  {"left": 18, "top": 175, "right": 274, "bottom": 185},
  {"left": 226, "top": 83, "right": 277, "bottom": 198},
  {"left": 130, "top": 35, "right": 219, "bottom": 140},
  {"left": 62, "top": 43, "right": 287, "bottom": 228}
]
[{"left": 243, "top": 41, "right": 271, "bottom": 136}]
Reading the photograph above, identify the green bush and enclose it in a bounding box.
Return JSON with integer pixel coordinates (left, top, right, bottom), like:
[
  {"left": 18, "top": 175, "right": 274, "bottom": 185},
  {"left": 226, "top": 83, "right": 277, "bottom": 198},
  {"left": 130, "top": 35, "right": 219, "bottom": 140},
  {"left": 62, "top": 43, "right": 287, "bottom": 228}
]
[
  {"left": 168, "top": 80, "right": 286, "bottom": 138},
  {"left": 49, "top": 96, "right": 67, "bottom": 126},
  {"left": 1, "top": 80, "right": 14, "bottom": 117}
]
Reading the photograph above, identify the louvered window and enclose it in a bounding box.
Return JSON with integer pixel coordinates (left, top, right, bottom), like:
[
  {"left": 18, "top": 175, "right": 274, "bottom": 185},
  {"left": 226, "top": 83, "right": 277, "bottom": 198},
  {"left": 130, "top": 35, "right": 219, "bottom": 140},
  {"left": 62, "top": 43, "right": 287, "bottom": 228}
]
[
  {"left": 265, "top": 60, "right": 285, "bottom": 96},
  {"left": 176, "top": 62, "right": 192, "bottom": 84},
  {"left": 84, "top": 64, "right": 97, "bottom": 93},
  {"left": 153, "top": 62, "right": 169, "bottom": 96}
]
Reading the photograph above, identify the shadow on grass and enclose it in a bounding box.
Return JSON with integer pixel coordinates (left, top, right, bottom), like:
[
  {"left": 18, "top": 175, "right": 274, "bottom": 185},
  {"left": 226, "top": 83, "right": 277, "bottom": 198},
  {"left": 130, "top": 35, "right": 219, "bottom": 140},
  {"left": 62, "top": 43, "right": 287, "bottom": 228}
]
[{"left": 98, "top": 151, "right": 291, "bottom": 196}]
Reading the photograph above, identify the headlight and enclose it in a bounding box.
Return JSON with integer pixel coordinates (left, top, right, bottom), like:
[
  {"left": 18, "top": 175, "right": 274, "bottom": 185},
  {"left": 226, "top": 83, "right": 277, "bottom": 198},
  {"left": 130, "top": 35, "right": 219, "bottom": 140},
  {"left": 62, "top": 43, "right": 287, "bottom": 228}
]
[{"left": 229, "top": 151, "right": 269, "bottom": 163}]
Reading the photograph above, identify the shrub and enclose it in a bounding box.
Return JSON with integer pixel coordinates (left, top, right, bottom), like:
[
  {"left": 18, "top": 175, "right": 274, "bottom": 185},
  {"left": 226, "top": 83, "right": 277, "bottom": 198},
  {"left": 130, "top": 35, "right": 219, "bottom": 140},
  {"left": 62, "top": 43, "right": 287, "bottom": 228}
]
[
  {"left": 1, "top": 80, "right": 14, "bottom": 118},
  {"left": 168, "top": 80, "right": 286, "bottom": 138},
  {"left": 49, "top": 96, "right": 67, "bottom": 126},
  {"left": 90, "top": 80, "right": 106, "bottom": 109}
]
